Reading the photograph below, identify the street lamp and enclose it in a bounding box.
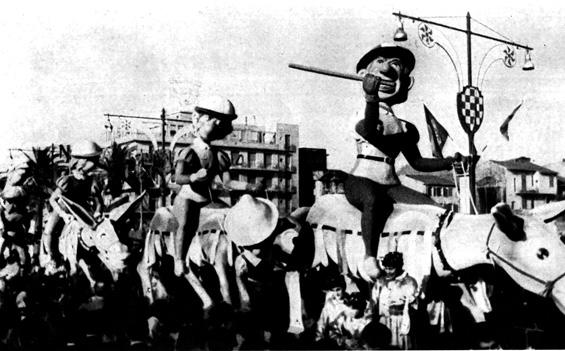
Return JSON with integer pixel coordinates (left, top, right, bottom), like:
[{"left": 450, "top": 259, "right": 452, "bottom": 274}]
[
  {"left": 393, "top": 13, "right": 408, "bottom": 42},
  {"left": 392, "top": 11, "right": 534, "bottom": 213}
]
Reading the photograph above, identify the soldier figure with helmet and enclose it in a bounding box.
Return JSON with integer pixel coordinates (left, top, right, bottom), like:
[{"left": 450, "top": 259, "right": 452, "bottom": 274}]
[
  {"left": 41, "top": 140, "right": 104, "bottom": 273},
  {"left": 171, "top": 95, "right": 238, "bottom": 276}
]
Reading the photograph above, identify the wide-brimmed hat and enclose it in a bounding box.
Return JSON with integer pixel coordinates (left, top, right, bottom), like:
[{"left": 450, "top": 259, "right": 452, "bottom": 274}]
[
  {"left": 224, "top": 194, "right": 279, "bottom": 247},
  {"left": 71, "top": 140, "right": 102, "bottom": 159},
  {"left": 194, "top": 95, "right": 237, "bottom": 121},
  {"left": 356, "top": 43, "right": 415, "bottom": 74}
]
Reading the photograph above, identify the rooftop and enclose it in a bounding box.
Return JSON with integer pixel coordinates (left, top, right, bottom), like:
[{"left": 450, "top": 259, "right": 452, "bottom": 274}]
[
  {"left": 403, "top": 174, "right": 455, "bottom": 186},
  {"left": 492, "top": 157, "right": 557, "bottom": 175}
]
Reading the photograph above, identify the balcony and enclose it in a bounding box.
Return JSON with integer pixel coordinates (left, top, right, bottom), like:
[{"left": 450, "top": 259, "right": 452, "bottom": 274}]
[
  {"left": 516, "top": 189, "right": 556, "bottom": 197},
  {"left": 212, "top": 139, "right": 298, "bottom": 153},
  {"left": 229, "top": 163, "right": 297, "bottom": 173}
]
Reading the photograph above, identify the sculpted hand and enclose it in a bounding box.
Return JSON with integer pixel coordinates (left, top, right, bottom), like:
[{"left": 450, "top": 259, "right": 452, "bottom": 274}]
[
  {"left": 363, "top": 74, "right": 381, "bottom": 101},
  {"left": 189, "top": 168, "right": 208, "bottom": 183}
]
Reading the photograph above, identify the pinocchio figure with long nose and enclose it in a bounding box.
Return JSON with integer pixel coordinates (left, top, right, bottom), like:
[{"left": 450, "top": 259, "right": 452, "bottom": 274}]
[{"left": 345, "top": 44, "right": 462, "bottom": 279}]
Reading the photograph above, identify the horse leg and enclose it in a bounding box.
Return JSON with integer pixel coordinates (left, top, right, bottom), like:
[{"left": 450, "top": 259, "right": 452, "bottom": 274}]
[
  {"left": 234, "top": 255, "right": 251, "bottom": 312},
  {"left": 285, "top": 270, "right": 305, "bottom": 335},
  {"left": 78, "top": 259, "right": 96, "bottom": 291},
  {"left": 184, "top": 269, "right": 214, "bottom": 314},
  {"left": 137, "top": 230, "right": 159, "bottom": 304},
  {"left": 213, "top": 236, "right": 232, "bottom": 305}
]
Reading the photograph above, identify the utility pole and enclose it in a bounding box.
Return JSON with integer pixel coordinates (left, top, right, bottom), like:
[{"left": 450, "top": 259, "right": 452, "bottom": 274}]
[
  {"left": 392, "top": 11, "right": 534, "bottom": 213},
  {"left": 160, "top": 108, "right": 167, "bottom": 206}
]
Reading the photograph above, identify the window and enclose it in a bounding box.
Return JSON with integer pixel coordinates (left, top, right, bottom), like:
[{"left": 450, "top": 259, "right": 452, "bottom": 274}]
[
  {"left": 265, "top": 153, "right": 272, "bottom": 168},
  {"left": 284, "top": 134, "right": 291, "bottom": 148},
  {"left": 531, "top": 176, "right": 534, "bottom": 187},
  {"left": 511, "top": 201, "right": 515, "bottom": 209},
  {"left": 286, "top": 156, "right": 292, "bottom": 170},
  {"left": 513, "top": 178, "right": 516, "bottom": 192},
  {"left": 531, "top": 200, "right": 535, "bottom": 208},
  {"left": 249, "top": 152, "right": 256, "bottom": 167},
  {"left": 550, "top": 176, "right": 555, "bottom": 187},
  {"left": 250, "top": 131, "right": 260, "bottom": 142},
  {"left": 522, "top": 197, "right": 527, "bottom": 209}
]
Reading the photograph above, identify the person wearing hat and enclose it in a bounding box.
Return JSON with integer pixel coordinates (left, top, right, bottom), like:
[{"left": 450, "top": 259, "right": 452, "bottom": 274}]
[
  {"left": 42, "top": 140, "right": 104, "bottom": 273},
  {"left": 171, "top": 95, "right": 238, "bottom": 276},
  {"left": 369, "top": 251, "right": 418, "bottom": 349},
  {"left": 0, "top": 185, "right": 30, "bottom": 272},
  {"left": 344, "top": 44, "right": 463, "bottom": 280}
]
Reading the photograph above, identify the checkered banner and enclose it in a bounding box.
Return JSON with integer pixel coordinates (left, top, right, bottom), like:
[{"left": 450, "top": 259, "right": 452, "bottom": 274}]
[{"left": 457, "top": 85, "right": 484, "bottom": 134}]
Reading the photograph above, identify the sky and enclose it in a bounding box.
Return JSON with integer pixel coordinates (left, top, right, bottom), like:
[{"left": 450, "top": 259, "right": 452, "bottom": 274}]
[{"left": 0, "top": 0, "right": 564, "bottom": 171}]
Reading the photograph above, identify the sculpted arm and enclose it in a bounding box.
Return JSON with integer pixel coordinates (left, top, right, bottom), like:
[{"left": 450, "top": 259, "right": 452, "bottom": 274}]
[
  {"left": 401, "top": 124, "right": 457, "bottom": 172},
  {"left": 174, "top": 148, "right": 207, "bottom": 185}
]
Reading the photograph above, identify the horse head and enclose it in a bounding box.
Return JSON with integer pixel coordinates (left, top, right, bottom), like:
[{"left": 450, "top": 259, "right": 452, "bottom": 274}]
[
  {"left": 488, "top": 200, "right": 565, "bottom": 314},
  {"left": 81, "top": 219, "right": 129, "bottom": 280},
  {"left": 59, "top": 192, "right": 146, "bottom": 280}
]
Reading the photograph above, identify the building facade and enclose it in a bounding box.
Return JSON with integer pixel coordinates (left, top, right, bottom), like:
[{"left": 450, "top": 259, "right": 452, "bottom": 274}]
[
  {"left": 476, "top": 157, "right": 558, "bottom": 211},
  {"left": 107, "top": 110, "right": 299, "bottom": 215},
  {"left": 544, "top": 159, "right": 565, "bottom": 200},
  {"left": 398, "top": 174, "right": 457, "bottom": 210}
]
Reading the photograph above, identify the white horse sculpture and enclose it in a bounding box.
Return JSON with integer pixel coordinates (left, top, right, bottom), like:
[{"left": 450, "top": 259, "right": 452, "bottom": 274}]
[
  {"left": 139, "top": 193, "right": 565, "bottom": 335},
  {"left": 40, "top": 192, "right": 146, "bottom": 283},
  {"left": 303, "top": 194, "right": 565, "bottom": 318},
  {"left": 138, "top": 205, "right": 247, "bottom": 310},
  {"left": 138, "top": 204, "right": 301, "bottom": 316}
]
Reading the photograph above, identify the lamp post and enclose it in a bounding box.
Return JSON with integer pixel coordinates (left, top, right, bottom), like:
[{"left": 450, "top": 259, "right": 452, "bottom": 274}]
[{"left": 392, "top": 11, "right": 534, "bottom": 213}]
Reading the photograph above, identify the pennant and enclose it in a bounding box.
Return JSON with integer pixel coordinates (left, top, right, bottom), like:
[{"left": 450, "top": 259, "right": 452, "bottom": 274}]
[
  {"left": 424, "top": 105, "right": 449, "bottom": 158},
  {"left": 499, "top": 102, "right": 523, "bottom": 141}
]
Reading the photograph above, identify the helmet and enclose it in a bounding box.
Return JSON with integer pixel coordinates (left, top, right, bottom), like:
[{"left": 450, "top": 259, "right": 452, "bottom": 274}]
[
  {"left": 194, "top": 95, "right": 237, "bottom": 121},
  {"left": 71, "top": 140, "right": 102, "bottom": 158}
]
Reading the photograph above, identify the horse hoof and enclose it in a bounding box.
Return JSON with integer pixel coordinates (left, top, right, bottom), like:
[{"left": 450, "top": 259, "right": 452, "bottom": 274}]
[
  {"left": 173, "top": 260, "right": 186, "bottom": 277},
  {"left": 359, "top": 256, "right": 380, "bottom": 281},
  {"left": 202, "top": 304, "right": 214, "bottom": 320}
]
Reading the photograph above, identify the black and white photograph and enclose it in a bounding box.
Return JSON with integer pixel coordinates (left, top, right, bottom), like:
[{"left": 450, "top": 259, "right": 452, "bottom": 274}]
[{"left": 0, "top": 1, "right": 564, "bottom": 349}]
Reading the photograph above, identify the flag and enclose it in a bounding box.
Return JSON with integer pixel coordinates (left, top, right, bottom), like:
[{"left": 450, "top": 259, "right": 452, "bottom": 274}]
[
  {"left": 499, "top": 102, "right": 523, "bottom": 141},
  {"left": 424, "top": 105, "right": 449, "bottom": 158}
]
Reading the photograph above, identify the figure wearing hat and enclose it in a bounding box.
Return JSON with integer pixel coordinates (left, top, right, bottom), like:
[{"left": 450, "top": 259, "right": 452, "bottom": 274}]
[
  {"left": 42, "top": 140, "right": 104, "bottom": 273},
  {"left": 223, "top": 194, "right": 313, "bottom": 334},
  {"left": 171, "top": 95, "right": 239, "bottom": 276},
  {"left": 369, "top": 251, "right": 418, "bottom": 349},
  {"left": 346, "top": 44, "right": 462, "bottom": 280},
  {"left": 0, "top": 185, "right": 30, "bottom": 272}
]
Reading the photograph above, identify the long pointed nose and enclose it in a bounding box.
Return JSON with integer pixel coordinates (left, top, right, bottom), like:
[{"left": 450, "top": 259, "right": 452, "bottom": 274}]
[{"left": 379, "top": 63, "right": 398, "bottom": 80}]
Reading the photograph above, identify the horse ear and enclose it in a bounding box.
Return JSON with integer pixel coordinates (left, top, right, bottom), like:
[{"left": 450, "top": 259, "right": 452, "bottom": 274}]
[
  {"left": 290, "top": 207, "right": 310, "bottom": 223},
  {"left": 110, "top": 191, "right": 147, "bottom": 227},
  {"left": 491, "top": 203, "right": 526, "bottom": 241},
  {"left": 527, "top": 200, "right": 565, "bottom": 223}
]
